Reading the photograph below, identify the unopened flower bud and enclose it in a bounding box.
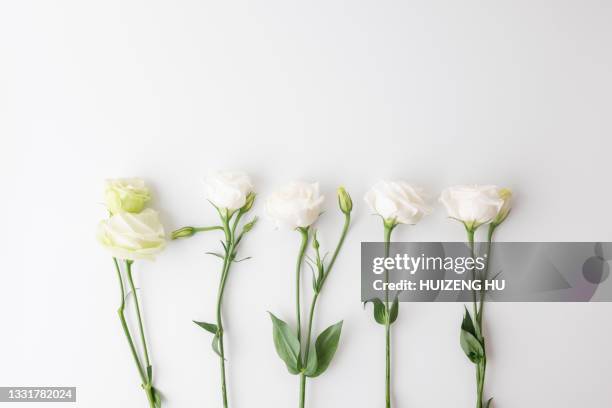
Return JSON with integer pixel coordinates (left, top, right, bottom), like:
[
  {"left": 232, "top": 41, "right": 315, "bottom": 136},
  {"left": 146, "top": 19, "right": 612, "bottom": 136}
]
[
  {"left": 312, "top": 231, "right": 320, "bottom": 250},
  {"left": 242, "top": 217, "right": 258, "bottom": 233},
  {"left": 492, "top": 188, "right": 512, "bottom": 226},
  {"left": 337, "top": 186, "right": 353, "bottom": 215},
  {"left": 241, "top": 192, "right": 256, "bottom": 213},
  {"left": 171, "top": 226, "right": 196, "bottom": 240}
]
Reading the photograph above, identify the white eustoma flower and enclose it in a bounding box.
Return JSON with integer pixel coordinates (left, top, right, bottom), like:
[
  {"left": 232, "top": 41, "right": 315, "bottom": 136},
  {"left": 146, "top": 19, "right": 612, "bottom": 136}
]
[
  {"left": 97, "top": 208, "right": 166, "bottom": 260},
  {"left": 364, "top": 181, "right": 431, "bottom": 225},
  {"left": 105, "top": 178, "right": 151, "bottom": 214},
  {"left": 439, "top": 185, "right": 506, "bottom": 229},
  {"left": 266, "top": 181, "right": 324, "bottom": 229},
  {"left": 205, "top": 171, "right": 254, "bottom": 211}
]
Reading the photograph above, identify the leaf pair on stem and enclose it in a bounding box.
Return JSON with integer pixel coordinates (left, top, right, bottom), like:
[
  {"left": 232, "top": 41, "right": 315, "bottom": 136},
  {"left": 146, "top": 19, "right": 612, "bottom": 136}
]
[
  {"left": 270, "top": 312, "right": 342, "bottom": 378},
  {"left": 269, "top": 187, "right": 352, "bottom": 408},
  {"left": 364, "top": 296, "right": 399, "bottom": 326}
]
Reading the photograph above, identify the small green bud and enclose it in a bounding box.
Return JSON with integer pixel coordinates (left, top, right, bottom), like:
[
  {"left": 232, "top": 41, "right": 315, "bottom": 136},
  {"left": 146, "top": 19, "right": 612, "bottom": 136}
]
[
  {"left": 242, "top": 217, "right": 258, "bottom": 233},
  {"left": 492, "top": 188, "right": 512, "bottom": 227},
  {"left": 172, "top": 226, "right": 196, "bottom": 240},
  {"left": 337, "top": 186, "right": 353, "bottom": 215},
  {"left": 312, "top": 231, "right": 320, "bottom": 250},
  {"left": 241, "top": 192, "right": 256, "bottom": 213}
]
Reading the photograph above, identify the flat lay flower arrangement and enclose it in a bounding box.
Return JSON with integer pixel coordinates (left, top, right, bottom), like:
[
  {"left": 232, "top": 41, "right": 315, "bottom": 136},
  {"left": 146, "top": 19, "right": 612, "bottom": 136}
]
[{"left": 97, "top": 174, "right": 512, "bottom": 408}]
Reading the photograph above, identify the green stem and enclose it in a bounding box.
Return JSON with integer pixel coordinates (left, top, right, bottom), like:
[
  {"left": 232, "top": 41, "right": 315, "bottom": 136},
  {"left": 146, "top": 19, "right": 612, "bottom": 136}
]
[
  {"left": 295, "top": 228, "right": 309, "bottom": 347},
  {"left": 385, "top": 322, "right": 391, "bottom": 408},
  {"left": 465, "top": 228, "right": 483, "bottom": 408},
  {"left": 216, "top": 258, "right": 230, "bottom": 408},
  {"left": 476, "top": 357, "right": 487, "bottom": 408},
  {"left": 477, "top": 226, "right": 495, "bottom": 326},
  {"left": 466, "top": 229, "right": 478, "bottom": 321},
  {"left": 303, "top": 294, "right": 319, "bottom": 359},
  {"left": 466, "top": 224, "right": 496, "bottom": 408},
  {"left": 299, "top": 293, "right": 317, "bottom": 408},
  {"left": 215, "top": 216, "right": 236, "bottom": 408},
  {"left": 195, "top": 226, "right": 224, "bottom": 233},
  {"left": 474, "top": 226, "right": 495, "bottom": 408},
  {"left": 302, "top": 214, "right": 350, "bottom": 359},
  {"left": 295, "top": 227, "right": 309, "bottom": 408},
  {"left": 299, "top": 373, "right": 306, "bottom": 408},
  {"left": 144, "top": 384, "right": 156, "bottom": 407},
  {"left": 299, "top": 213, "right": 351, "bottom": 408},
  {"left": 114, "top": 259, "right": 146, "bottom": 382},
  {"left": 230, "top": 211, "right": 244, "bottom": 240},
  {"left": 383, "top": 223, "right": 395, "bottom": 408},
  {"left": 217, "top": 274, "right": 229, "bottom": 408},
  {"left": 476, "top": 369, "right": 482, "bottom": 408},
  {"left": 126, "top": 261, "right": 151, "bottom": 371},
  {"left": 320, "top": 214, "right": 351, "bottom": 284},
  {"left": 113, "top": 259, "right": 154, "bottom": 408},
  {"left": 210, "top": 209, "right": 254, "bottom": 408}
]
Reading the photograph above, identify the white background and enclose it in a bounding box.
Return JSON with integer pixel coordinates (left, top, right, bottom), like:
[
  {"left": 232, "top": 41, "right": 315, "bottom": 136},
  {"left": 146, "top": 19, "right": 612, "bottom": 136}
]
[{"left": 1, "top": 1, "right": 612, "bottom": 407}]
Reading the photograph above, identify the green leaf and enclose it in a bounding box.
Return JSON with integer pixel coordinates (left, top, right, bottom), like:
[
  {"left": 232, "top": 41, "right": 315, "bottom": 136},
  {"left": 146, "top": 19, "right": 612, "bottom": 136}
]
[
  {"left": 303, "top": 344, "right": 317, "bottom": 376},
  {"left": 364, "top": 298, "right": 387, "bottom": 325},
  {"left": 146, "top": 365, "right": 153, "bottom": 383},
  {"left": 241, "top": 217, "right": 258, "bottom": 233},
  {"left": 212, "top": 333, "right": 224, "bottom": 358},
  {"left": 193, "top": 321, "right": 218, "bottom": 335},
  {"left": 485, "top": 398, "right": 493, "bottom": 408},
  {"left": 388, "top": 295, "right": 399, "bottom": 324},
  {"left": 205, "top": 252, "right": 224, "bottom": 260},
  {"left": 194, "top": 320, "right": 223, "bottom": 358},
  {"left": 461, "top": 307, "right": 480, "bottom": 339},
  {"left": 269, "top": 312, "right": 301, "bottom": 375},
  {"left": 460, "top": 328, "right": 483, "bottom": 364},
  {"left": 305, "top": 261, "right": 318, "bottom": 293},
  {"left": 306, "top": 320, "right": 343, "bottom": 377},
  {"left": 311, "top": 270, "right": 318, "bottom": 293},
  {"left": 460, "top": 308, "right": 483, "bottom": 363}
]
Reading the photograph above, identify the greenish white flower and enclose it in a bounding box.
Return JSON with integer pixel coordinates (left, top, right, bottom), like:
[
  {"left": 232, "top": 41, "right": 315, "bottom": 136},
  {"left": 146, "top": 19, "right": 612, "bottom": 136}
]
[
  {"left": 439, "top": 185, "right": 506, "bottom": 230},
  {"left": 97, "top": 208, "right": 166, "bottom": 260},
  {"left": 105, "top": 178, "right": 151, "bottom": 214},
  {"left": 364, "top": 180, "right": 431, "bottom": 225}
]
